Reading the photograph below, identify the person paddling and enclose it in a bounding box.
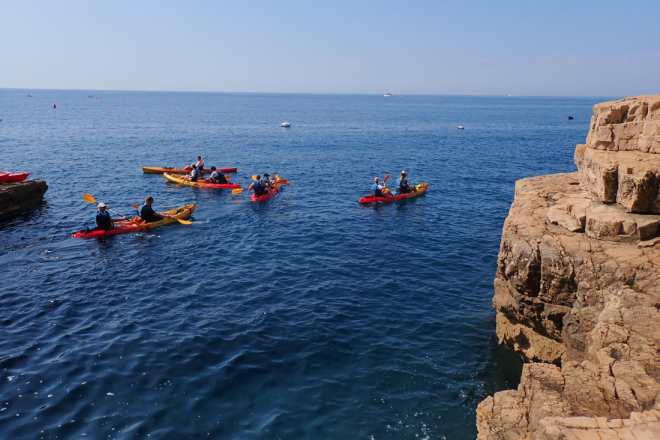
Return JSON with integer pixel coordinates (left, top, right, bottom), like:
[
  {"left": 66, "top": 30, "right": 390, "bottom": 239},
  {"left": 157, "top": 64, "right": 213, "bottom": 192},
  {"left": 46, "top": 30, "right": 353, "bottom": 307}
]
[
  {"left": 372, "top": 177, "right": 389, "bottom": 197},
  {"left": 90, "top": 203, "right": 123, "bottom": 231},
  {"left": 208, "top": 166, "right": 227, "bottom": 184},
  {"left": 185, "top": 164, "right": 200, "bottom": 182},
  {"left": 249, "top": 175, "right": 269, "bottom": 197},
  {"left": 396, "top": 171, "right": 412, "bottom": 194},
  {"left": 137, "top": 196, "right": 172, "bottom": 223},
  {"left": 188, "top": 155, "right": 204, "bottom": 172},
  {"left": 261, "top": 173, "right": 274, "bottom": 190}
]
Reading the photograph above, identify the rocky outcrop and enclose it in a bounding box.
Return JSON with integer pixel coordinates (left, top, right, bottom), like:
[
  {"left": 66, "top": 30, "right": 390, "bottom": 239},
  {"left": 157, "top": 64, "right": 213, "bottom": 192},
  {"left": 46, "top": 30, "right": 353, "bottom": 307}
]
[
  {"left": 478, "top": 96, "right": 660, "bottom": 440},
  {"left": 0, "top": 180, "right": 48, "bottom": 221}
]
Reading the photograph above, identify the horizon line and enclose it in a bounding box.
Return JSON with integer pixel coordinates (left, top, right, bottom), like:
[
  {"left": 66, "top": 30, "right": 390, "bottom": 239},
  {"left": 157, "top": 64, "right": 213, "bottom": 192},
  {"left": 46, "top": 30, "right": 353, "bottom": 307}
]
[{"left": 0, "top": 87, "right": 623, "bottom": 100}]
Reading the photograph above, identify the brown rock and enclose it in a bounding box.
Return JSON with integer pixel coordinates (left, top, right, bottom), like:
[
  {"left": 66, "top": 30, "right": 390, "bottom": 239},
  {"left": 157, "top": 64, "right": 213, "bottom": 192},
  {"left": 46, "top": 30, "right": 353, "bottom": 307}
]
[{"left": 0, "top": 180, "right": 48, "bottom": 221}]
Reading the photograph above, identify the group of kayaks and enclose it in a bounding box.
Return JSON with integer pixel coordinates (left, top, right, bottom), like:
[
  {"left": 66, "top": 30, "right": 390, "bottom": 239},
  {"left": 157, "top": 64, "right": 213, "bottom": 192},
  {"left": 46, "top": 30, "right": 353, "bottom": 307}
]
[
  {"left": 73, "top": 165, "right": 289, "bottom": 239},
  {"left": 73, "top": 164, "right": 427, "bottom": 239}
]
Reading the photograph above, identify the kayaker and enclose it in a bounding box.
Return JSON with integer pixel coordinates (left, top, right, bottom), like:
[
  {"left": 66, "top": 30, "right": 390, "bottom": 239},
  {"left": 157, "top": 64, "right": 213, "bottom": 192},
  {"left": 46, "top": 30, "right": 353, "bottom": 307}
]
[
  {"left": 185, "top": 165, "right": 200, "bottom": 182},
  {"left": 209, "top": 166, "right": 228, "bottom": 184},
  {"left": 189, "top": 156, "right": 204, "bottom": 171},
  {"left": 90, "top": 203, "right": 123, "bottom": 231},
  {"left": 138, "top": 196, "right": 172, "bottom": 223},
  {"left": 248, "top": 175, "right": 269, "bottom": 197},
  {"left": 372, "top": 177, "right": 388, "bottom": 197},
  {"left": 396, "top": 171, "right": 412, "bottom": 194},
  {"left": 262, "top": 173, "right": 274, "bottom": 189}
]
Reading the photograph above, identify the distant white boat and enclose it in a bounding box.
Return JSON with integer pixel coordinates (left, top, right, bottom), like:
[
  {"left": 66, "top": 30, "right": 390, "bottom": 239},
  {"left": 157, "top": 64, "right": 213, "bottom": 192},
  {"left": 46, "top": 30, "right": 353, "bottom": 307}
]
[
  {"left": 280, "top": 122, "right": 291, "bottom": 128},
  {"left": 384, "top": 93, "right": 392, "bottom": 97},
  {"left": 458, "top": 126, "right": 464, "bottom": 130}
]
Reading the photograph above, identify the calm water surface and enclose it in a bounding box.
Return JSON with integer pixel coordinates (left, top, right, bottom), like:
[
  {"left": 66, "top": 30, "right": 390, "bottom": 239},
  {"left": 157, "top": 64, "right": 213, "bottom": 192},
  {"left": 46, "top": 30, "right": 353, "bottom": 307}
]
[{"left": 0, "top": 91, "right": 607, "bottom": 439}]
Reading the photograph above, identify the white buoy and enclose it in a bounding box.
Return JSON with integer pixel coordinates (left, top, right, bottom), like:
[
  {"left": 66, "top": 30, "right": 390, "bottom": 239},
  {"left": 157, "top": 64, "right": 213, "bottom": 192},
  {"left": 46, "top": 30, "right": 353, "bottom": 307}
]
[
  {"left": 458, "top": 126, "right": 464, "bottom": 129},
  {"left": 280, "top": 122, "right": 291, "bottom": 128}
]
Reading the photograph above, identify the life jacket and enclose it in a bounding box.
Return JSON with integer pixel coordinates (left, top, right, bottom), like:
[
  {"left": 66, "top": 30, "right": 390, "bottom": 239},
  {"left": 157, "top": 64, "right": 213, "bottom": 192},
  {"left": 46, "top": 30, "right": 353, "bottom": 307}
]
[
  {"left": 95, "top": 211, "right": 112, "bottom": 231},
  {"left": 138, "top": 204, "right": 156, "bottom": 222},
  {"left": 196, "top": 161, "right": 204, "bottom": 171},
  {"left": 210, "top": 171, "right": 225, "bottom": 183},
  {"left": 396, "top": 177, "right": 409, "bottom": 190},
  {"left": 190, "top": 168, "right": 199, "bottom": 182},
  {"left": 372, "top": 183, "right": 383, "bottom": 197},
  {"left": 254, "top": 179, "right": 267, "bottom": 195}
]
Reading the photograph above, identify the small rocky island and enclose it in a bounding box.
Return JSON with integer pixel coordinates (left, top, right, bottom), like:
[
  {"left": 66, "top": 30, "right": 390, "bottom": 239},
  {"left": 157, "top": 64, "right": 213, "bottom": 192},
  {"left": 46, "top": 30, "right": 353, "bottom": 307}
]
[
  {"left": 0, "top": 180, "right": 48, "bottom": 221},
  {"left": 478, "top": 95, "right": 660, "bottom": 439}
]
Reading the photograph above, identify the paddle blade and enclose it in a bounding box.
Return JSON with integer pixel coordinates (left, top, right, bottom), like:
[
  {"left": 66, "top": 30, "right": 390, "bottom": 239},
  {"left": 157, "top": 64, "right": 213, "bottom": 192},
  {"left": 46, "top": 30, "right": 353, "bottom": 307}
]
[
  {"left": 225, "top": 175, "right": 231, "bottom": 180},
  {"left": 384, "top": 174, "right": 391, "bottom": 181},
  {"left": 176, "top": 218, "right": 192, "bottom": 225},
  {"left": 132, "top": 204, "right": 140, "bottom": 209},
  {"left": 177, "top": 181, "right": 185, "bottom": 188},
  {"left": 252, "top": 175, "right": 258, "bottom": 181},
  {"left": 83, "top": 193, "right": 97, "bottom": 204},
  {"left": 231, "top": 188, "right": 245, "bottom": 194},
  {"left": 277, "top": 180, "right": 291, "bottom": 186}
]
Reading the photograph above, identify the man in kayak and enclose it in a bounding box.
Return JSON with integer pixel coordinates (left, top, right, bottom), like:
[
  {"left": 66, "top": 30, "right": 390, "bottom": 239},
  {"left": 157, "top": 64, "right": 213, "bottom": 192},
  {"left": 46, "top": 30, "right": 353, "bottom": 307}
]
[
  {"left": 184, "top": 164, "right": 200, "bottom": 182},
  {"left": 90, "top": 203, "right": 123, "bottom": 231},
  {"left": 138, "top": 196, "right": 172, "bottom": 223},
  {"left": 372, "top": 177, "right": 389, "bottom": 197},
  {"left": 188, "top": 155, "right": 204, "bottom": 172},
  {"left": 396, "top": 171, "right": 412, "bottom": 194},
  {"left": 248, "top": 175, "right": 269, "bottom": 197},
  {"left": 262, "top": 173, "right": 275, "bottom": 189},
  {"left": 208, "top": 166, "right": 228, "bottom": 184}
]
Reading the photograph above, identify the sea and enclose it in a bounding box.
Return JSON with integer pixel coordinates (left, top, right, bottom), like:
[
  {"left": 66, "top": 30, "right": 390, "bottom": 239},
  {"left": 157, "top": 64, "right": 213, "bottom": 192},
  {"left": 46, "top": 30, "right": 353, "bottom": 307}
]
[{"left": 0, "top": 90, "right": 606, "bottom": 439}]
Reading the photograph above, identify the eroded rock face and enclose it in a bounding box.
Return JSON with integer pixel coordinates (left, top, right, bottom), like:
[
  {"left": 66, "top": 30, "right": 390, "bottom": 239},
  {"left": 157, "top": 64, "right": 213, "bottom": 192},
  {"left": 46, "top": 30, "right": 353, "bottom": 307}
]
[
  {"left": 577, "top": 95, "right": 660, "bottom": 213},
  {"left": 480, "top": 172, "right": 660, "bottom": 439},
  {"left": 0, "top": 180, "right": 48, "bottom": 221}
]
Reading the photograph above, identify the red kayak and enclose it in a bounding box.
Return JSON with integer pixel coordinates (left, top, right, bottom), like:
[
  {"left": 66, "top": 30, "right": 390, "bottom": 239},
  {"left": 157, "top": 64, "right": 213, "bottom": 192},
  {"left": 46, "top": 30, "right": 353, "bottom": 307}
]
[
  {"left": 359, "top": 183, "right": 428, "bottom": 204},
  {"left": 142, "top": 166, "right": 237, "bottom": 174},
  {"left": 0, "top": 172, "right": 30, "bottom": 183},
  {"left": 251, "top": 176, "right": 284, "bottom": 202}
]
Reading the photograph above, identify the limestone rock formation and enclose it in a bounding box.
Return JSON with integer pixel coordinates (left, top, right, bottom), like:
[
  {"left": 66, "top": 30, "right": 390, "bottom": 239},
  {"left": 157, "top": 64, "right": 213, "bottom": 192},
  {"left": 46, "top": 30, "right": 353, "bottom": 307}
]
[
  {"left": 0, "top": 180, "right": 48, "bottom": 221},
  {"left": 478, "top": 95, "right": 660, "bottom": 440}
]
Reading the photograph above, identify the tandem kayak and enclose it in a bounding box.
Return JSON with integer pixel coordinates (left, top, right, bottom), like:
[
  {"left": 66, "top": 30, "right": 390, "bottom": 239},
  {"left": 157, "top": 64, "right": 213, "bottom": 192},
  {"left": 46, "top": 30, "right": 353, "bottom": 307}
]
[
  {"left": 251, "top": 176, "right": 284, "bottom": 202},
  {"left": 0, "top": 172, "right": 30, "bottom": 183},
  {"left": 359, "top": 183, "right": 428, "bottom": 204},
  {"left": 163, "top": 172, "right": 241, "bottom": 189},
  {"left": 142, "top": 166, "right": 238, "bottom": 174},
  {"left": 72, "top": 204, "right": 195, "bottom": 238}
]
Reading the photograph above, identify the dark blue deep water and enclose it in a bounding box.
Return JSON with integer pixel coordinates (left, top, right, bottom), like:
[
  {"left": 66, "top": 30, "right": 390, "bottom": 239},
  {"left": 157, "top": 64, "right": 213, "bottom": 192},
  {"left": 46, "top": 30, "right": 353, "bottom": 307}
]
[{"left": 0, "top": 91, "right": 608, "bottom": 439}]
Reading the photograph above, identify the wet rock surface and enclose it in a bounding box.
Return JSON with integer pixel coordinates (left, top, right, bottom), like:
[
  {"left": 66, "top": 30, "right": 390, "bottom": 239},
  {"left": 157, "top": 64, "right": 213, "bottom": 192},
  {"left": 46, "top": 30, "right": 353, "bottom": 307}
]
[
  {"left": 478, "top": 96, "right": 660, "bottom": 440},
  {"left": 0, "top": 180, "right": 48, "bottom": 221}
]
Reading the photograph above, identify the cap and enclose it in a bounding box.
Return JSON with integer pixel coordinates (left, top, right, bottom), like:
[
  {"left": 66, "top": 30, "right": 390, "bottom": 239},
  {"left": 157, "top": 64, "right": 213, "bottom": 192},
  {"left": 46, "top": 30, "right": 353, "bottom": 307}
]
[
  {"left": 98, "top": 203, "right": 106, "bottom": 208},
  {"left": 401, "top": 170, "right": 407, "bottom": 175},
  {"left": 211, "top": 166, "right": 216, "bottom": 170},
  {"left": 264, "top": 173, "right": 270, "bottom": 177},
  {"left": 374, "top": 177, "right": 379, "bottom": 182}
]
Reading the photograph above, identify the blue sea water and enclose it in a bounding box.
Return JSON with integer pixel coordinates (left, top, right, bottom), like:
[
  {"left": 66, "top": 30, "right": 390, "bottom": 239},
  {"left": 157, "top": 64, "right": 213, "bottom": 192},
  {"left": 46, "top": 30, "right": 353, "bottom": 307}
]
[{"left": 0, "top": 91, "right": 607, "bottom": 439}]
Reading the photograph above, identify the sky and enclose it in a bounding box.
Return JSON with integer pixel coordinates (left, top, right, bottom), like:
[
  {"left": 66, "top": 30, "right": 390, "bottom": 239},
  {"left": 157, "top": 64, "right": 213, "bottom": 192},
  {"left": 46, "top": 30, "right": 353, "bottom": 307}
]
[{"left": 1, "top": 0, "right": 659, "bottom": 96}]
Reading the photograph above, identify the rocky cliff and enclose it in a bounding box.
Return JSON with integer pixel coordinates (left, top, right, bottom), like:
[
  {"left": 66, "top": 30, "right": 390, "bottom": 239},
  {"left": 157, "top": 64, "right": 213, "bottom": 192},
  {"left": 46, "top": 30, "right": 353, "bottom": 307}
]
[
  {"left": 0, "top": 180, "right": 48, "bottom": 221},
  {"left": 477, "top": 95, "right": 660, "bottom": 439}
]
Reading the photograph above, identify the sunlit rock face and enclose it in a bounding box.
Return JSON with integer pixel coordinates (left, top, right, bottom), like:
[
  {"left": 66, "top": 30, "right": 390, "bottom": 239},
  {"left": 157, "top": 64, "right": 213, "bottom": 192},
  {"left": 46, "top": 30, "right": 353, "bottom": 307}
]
[{"left": 477, "top": 95, "right": 660, "bottom": 440}]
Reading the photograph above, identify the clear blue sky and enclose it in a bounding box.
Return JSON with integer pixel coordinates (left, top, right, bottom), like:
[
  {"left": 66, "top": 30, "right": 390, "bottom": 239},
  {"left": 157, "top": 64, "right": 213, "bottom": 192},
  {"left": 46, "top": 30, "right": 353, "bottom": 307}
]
[{"left": 1, "top": 0, "right": 658, "bottom": 96}]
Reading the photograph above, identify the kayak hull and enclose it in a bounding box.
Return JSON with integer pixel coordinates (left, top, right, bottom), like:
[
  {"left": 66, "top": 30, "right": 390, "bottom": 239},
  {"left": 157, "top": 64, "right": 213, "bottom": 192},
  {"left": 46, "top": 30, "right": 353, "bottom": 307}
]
[
  {"left": 163, "top": 172, "right": 240, "bottom": 189},
  {"left": 251, "top": 176, "right": 283, "bottom": 202},
  {"left": 142, "top": 166, "right": 237, "bottom": 174},
  {"left": 0, "top": 172, "right": 30, "bottom": 183},
  {"left": 359, "top": 183, "right": 428, "bottom": 204},
  {"left": 72, "top": 204, "right": 195, "bottom": 238}
]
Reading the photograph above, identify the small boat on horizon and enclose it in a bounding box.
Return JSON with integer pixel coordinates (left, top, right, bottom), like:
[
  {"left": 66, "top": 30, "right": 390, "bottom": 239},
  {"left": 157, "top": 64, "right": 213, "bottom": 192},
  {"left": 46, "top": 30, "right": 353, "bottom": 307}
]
[
  {"left": 280, "top": 122, "right": 291, "bottom": 128},
  {"left": 384, "top": 93, "right": 392, "bottom": 97}
]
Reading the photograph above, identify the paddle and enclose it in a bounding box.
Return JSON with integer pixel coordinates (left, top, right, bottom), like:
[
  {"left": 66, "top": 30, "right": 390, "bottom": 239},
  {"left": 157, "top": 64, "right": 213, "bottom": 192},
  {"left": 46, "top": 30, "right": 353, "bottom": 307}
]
[
  {"left": 83, "top": 194, "right": 145, "bottom": 229},
  {"left": 381, "top": 174, "right": 392, "bottom": 195},
  {"left": 130, "top": 204, "right": 192, "bottom": 225}
]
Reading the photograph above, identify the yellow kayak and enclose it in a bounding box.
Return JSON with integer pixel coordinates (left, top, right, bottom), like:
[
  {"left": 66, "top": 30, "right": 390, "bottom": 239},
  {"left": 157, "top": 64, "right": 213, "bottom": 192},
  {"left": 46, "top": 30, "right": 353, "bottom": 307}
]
[
  {"left": 73, "top": 204, "right": 195, "bottom": 238},
  {"left": 163, "top": 172, "right": 241, "bottom": 189}
]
